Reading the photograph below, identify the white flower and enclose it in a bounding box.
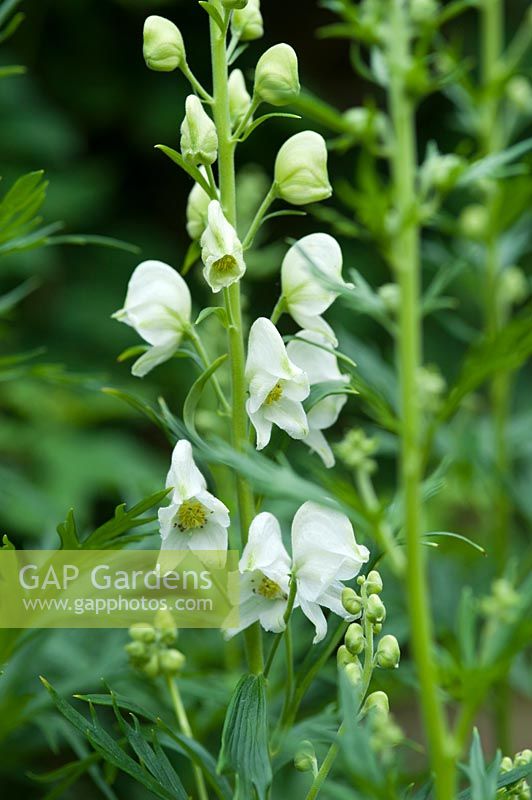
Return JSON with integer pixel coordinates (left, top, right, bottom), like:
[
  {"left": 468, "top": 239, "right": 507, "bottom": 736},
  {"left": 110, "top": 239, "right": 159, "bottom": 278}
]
[
  {"left": 158, "top": 440, "right": 230, "bottom": 554},
  {"left": 291, "top": 501, "right": 369, "bottom": 643},
  {"left": 281, "top": 232, "right": 349, "bottom": 343},
  {"left": 225, "top": 512, "right": 291, "bottom": 637},
  {"left": 180, "top": 95, "right": 218, "bottom": 166},
  {"left": 274, "top": 131, "right": 332, "bottom": 206},
  {"left": 186, "top": 169, "right": 211, "bottom": 240},
  {"left": 231, "top": 0, "right": 263, "bottom": 42},
  {"left": 228, "top": 69, "right": 252, "bottom": 128},
  {"left": 254, "top": 43, "right": 300, "bottom": 107},
  {"left": 245, "top": 318, "right": 310, "bottom": 449},
  {"left": 112, "top": 260, "right": 191, "bottom": 377},
  {"left": 143, "top": 16, "right": 185, "bottom": 72},
  {"left": 200, "top": 200, "right": 246, "bottom": 292},
  {"left": 287, "top": 331, "right": 348, "bottom": 468}
]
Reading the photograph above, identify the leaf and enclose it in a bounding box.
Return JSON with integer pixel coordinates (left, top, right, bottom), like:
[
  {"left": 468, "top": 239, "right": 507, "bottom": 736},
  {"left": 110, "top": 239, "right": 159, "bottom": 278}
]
[
  {"left": 2, "top": 534, "right": 15, "bottom": 550},
  {"left": 460, "top": 729, "right": 501, "bottom": 800},
  {"left": 422, "top": 531, "right": 486, "bottom": 556},
  {"left": 195, "top": 306, "right": 228, "bottom": 328},
  {"left": 46, "top": 233, "right": 140, "bottom": 254},
  {"left": 304, "top": 379, "right": 357, "bottom": 413},
  {"left": 0, "top": 0, "right": 23, "bottom": 28},
  {"left": 458, "top": 138, "right": 532, "bottom": 186},
  {"left": 240, "top": 113, "right": 302, "bottom": 141},
  {"left": 198, "top": 1, "right": 225, "bottom": 31},
  {"left": 0, "top": 276, "right": 41, "bottom": 315},
  {"left": 181, "top": 240, "right": 201, "bottom": 276},
  {"left": 57, "top": 509, "right": 80, "bottom": 549},
  {"left": 183, "top": 353, "right": 228, "bottom": 435},
  {"left": 83, "top": 488, "right": 171, "bottom": 549},
  {"left": 101, "top": 387, "right": 171, "bottom": 437},
  {"left": 155, "top": 145, "right": 213, "bottom": 197},
  {"left": 121, "top": 714, "right": 187, "bottom": 800},
  {"left": 218, "top": 674, "right": 272, "bottom": 800}
]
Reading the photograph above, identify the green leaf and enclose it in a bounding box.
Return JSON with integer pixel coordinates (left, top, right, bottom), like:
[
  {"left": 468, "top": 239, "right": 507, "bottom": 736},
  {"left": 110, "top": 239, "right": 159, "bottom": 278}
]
[
  {"left": 198, "top": 1, "right": 225, "bottom": 31},
  {"left": 240, "top": 113, "right": 302, "bottom": 141},
  {"left": 121, "top": 713, "right": 187, "bottom": 800},
  {"left": 422, "top": 531, "right": 486, "bottom": 556},
  {"left": 458, "top": 138, "right": 532, "bottom": 186},
  {"left": 155, "top": 145, "right": 214, "bottom": 197},
  {"left": 101, "top": 387, "right": 171, "bottom": 437},
  {"left": 183, "top": 353, "right": 228, "bottom": 435},
  {"left": 218, "top": 674, "right": 272, "bottom": 800},
  {"left": 2, "top": 534, "right": 15, "bottom": 550},
  {"left": 0, "top": 9, "right": 24, "bottom": 44},
  {"left": 460, "top": 729, "right": 501, "bottom": 800},
  {"left": 0, "top": 0, "right": 23, "bottom": 28},
  {"left": 46, "top": 233, "right": 140, "bottom": 254},
  {"left": 195, "top": 306, "right": 228, "bottom": 328},
  {"left": 181, "top": 239, "right": 201, "bottom": 276},
  {"left": 57, "top": 509, "right": 80, "bottom": 549},
  {"left": 0, "top": 276, "right": 41, "bottom": 315},
  {"left": 304, "top": 379, "right": 357, "bottom": 413},
  {"left": 83, "top": 488, "right": 171, "bottom": 549}
]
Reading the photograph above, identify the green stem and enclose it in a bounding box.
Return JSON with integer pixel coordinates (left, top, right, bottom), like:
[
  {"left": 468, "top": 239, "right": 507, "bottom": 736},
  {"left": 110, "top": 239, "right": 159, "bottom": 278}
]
[
  {"left": 242, "top": 183, "right": 276, "bottom": 250},
  {"left": 387, "top": 3, "right": 454, "bottom": 799},
  {"left": 355, "top": 468, "right": 405, "bottom": 575},
  {"left": 209, "top": 6, "right": 263, "bottom": 674},
  {"left": 264, "top": 579, "right": 297, "bottom": 678},
  {"left": 270, "top": 296, "right": 286, "bottom": 325},
  {"left": 181, "top": 61, "right": 213, "bottom": 104},
  {"left": 304, "top": 730, "right": 343, "bottom": 800},
  {"left": 166, "top": 676, "right": 209, "bottom": 800},
  {"left": 187, "top": 327, "right": 231, "bottom": 414}
]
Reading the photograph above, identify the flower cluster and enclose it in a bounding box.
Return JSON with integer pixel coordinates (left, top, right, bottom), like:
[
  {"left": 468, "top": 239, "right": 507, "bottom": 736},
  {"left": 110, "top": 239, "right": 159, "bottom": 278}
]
[
  {"left": 498, "top": 751, "right": 532, "bottom": 799},
  {"left": 125, "top": 610, "right": 185, "bottom": 679}
]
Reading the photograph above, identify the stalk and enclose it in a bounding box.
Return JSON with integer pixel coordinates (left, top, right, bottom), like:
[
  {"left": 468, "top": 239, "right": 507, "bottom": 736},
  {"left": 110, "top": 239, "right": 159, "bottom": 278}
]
[
  {"left": 387, "top": 2, "right": 454, "bottom": 797},
  {"left": 209, "top": 8, "right": 263, "bottom": 674},
  {"left": 166, "top": 676, "right": 209, "bottom": 800}
]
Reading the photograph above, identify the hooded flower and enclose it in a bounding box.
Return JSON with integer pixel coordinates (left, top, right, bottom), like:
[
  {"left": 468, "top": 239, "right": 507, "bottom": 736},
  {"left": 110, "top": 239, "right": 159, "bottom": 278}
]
[
  {"left": 274, "top": 131, "right": 332, "bottom": 206},
  {"left": 158, "top": 440, "right": 230, "bottom": 554},
  {"left": 254, "top": 43, "right": 300, "bottom": 107},
  {"left": 281, "top": 233, "right": 350, "bottom": 343},
  {"left": 200, "top": 200, "right": 246, "bottom": 292},
  {"left": 228, "top": 68, "right": 252, "bottom": 128},
  {"left": 292, "top": 501, "right": 369, "bottom": 643},
  {"left": 245, "top": 317, "right": 310, "bottom": 449},
  {"left": 180, "top": 95, "right": 218, "bottom": 166},
  {"left": 143, "top": 15, "right": 185, "bottom": 72},
  {"left": 225, "top": 512, "right": 291, "bottom": 637},
  {"left": 112, "top": 260, "right": 191, "bottom": 377},
  {"left": 231, "top": 0, "right": 263, "bottom": 42},
  {"left": 287, "top": 331, "right": 348, "bottom": 468}
]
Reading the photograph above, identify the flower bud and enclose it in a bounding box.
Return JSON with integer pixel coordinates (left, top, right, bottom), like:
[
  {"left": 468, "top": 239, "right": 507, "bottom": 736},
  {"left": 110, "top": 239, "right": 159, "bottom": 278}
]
[
  {"left": 506, "top": 76, "right": 532, "bottom": 114},
  {"left": 460, "top": 204, "right": 489, "bottom": 240},
  {"left": 143, "top": 16, "right": 185, "bottom": 72},
  {"left": 186, "top": 174, "right": 211, "bottom": 240},
  {"left": 129, "top": 622, "right": 156, "bottom": 643},
  {"left": 154, "top": 609, "right": 178, "bottom": 644},
  {"left": 515, "top": 750, "right": 532, "bottom": 767},
  {"left": 345, "top": 623, "right": 365, "bottom": 655},
  {"left": 373, "top": 622, "right": 382, "bottom": 634},
  {"left": 142, "top": 653, "right": 160, "bottom": 679},
  {"left": 376, "top": 635, "right": 400, "bottom": 669},
  {"left": 180, "top": 95, "right": 218, "bottom": 166},
  {"left": 420, "top": 151, "right": 464, "bottom": 194},
  {"left": 231, "top": 0, "right": 263, "bottom": 42},
  {"left": 159, "top": 648, "right": 186, "bottom": 674},
  {"left": 378, "top": 283, "right": 400, "bottom": 314},
  {"left": 294, "top": 741, "right": 317, "bottom": 773},
  {"left": 344, "top": 660, "right": 363, "bottom": 687},
  {"left": 274, "top": 131, "right": 332, "bottom": 206},
  {"left": 229, "top": 69, "right": 252, "bottom": 128},
  {"left": 366, "top": 594, "right": 386, "bottom": 624},
  {"left": 200, "top": 200, "right": 246, "bottom": 292},
  {"left": 254, "top": 44, "right": 300, "bottom": 107},
  {"left": 411, "top": 0, "right": 439, "bottom": 24},
  {"left": 500, "top": 756, "right": 514, "bottom": 773},
  {"left": 223, "top": 0, "right": 248, "bottom": 8},
  {"left": 341, "top": 587, "right": 363, "bottom": 616},
  {"left": 365, "top": 570, "right": 383, "bottom": 595},
  {"left": 361, "top": 690, "right": 389, "bottom": 717},
  {"left": 337, "top": 644, "right": 358, "bottom": 668},
  {"left": 125, "top": 640, "right": 148, "bottom": 662},
  {"left": 500, "top": 266, "right": 528, "bottom": 306}
]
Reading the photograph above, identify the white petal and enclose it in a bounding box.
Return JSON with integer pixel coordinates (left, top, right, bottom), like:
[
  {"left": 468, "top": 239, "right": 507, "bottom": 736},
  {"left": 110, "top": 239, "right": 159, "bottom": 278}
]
[
  {"left": 197, "top": 489, "right": 230, "bottom": 529},
  {"left": 114, "top": 260, "right": 191, "bottom": 346},
  {"left": 166, "top": 440, "right": 206, "bottom": 502},
  {"left": 245, "top": 318, "right": 299, "bottom": 384},
  {"left": 291, "top": 315, "right": 339, "bottom": 347},
  {"left": 240, "top": 512, "right": 291, "bottom": 582},
  {"left": 297, "top": 596, "right": 328, "bottom": 644},
  {"left": 188, "top": 521, "right": 228, "bottom": 553},
  {"left": 303, "top": 428, "right": 336, "bottom": 468},
  {"left": 281, "top": 233, "right": 344, "bottom": 319},
  {"left": 158, "top": 503, "right": 181, "bottom": 542},
  {"left": 259, "top": 600, "right": 288, "bottom": 633},
  {"left": 246, "top": 402, "right": 273, "bottom": 450},
  {"left": 287, "top": 330, "right": 344, "bottom": 384},
  {"left": 316, "top": 580, "right": 355, "bottom": 619},
  {"left": 224, "top": 576, "right": 268, "bottom": 638},
  {"left": 263, "top": 396, "right": 309, "bottom": 440},
  {"left": 131, "top": 342, "right": 179, "bottom": 377},
  {"left": 308, "top": 395, "right": 347, "bottom": 431}
]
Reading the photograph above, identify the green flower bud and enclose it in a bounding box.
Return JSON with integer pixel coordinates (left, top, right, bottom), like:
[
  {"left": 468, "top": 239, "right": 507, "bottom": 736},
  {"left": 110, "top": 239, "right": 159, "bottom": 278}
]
[
  {"left": 125, "top": 640, "right": 148, "bottom": 662},
  {"left": 366, "top": 570, "right": 383, "bottom": 595},
  {"left": 254, "top": 44, "right": 300, "bottom": 107},
  {"left": 345, "top": 660, "right": 364, "bottom": 687},
  {"left": 337, "top": 644, "right": 358, "bottom": 668},
  {"left": 366, "top": 594, "right": 386, "bottom": 624},
  {"left": 515, "top": 750, "right": 532, "bottom": 767},
  {"left": 500, "top": 266, "right": 528, "bottom": 306},
  {"left": 231, "top": 0, "right": 263, "bottom": 42},
  {"left": 345, "top": 623, "right": 365, "bottom": 655},
  {"left": 181, "top": 95, "right": 218, "bottom": 166},
  {"left": 223, "top": 0, "right": 248, "bottom": 8},
  {"left": 378, "top": 283, "right": 400, "bottom": 314},
  {"left": 460, "top": 205, "right": 489, "bottom": 240},
  {"left": 506, "top": 76, "right": 532, "bottom": 114},
  {"left": 274, "top": 131, "right": 332, "bottom": 206},
  {"left": 228, "top": 69, "right": 252, "bottom": 128},
  {"left": 143, "top": 16, "right": 185, "bottom": 72},
  {"left": 420, "top": 151, "right": 464, "bottom": 194},
  {"left": 362, "top": 690, "right": 389, "bottom": 717},
  {"left": 142, "top": 653, "right": 160, "bottom": 679},
  {"left": 186, "top": 174, "right": 211, "bottom": 240},
  {"left": 411, "top": 0, "right": 439, "bottom": 24},
  {"left": 500, "top": 756, "right": 514, "bottom": 773},
  {"left": 154, "top": 609, "right": 178, "bottom": 644},
  {"left": 341, "top": 587, "right": 363, "bottom": 616},
  {"left": 335, "top": 429, "right": 378, "bottom": 472},
  {"left": 294, "top": 740, "right": 317, "bottom": 773},
  {"left": 373, "top": 622, "right": 383, "bottom": 634},
  {"left": 376, "top": 634, "right": 400, "bottom": 669},
  {"left": 129, "top": 622, "right": 156, "bottom": 643},
  {"left": 159, "top": 648, "right": 186, "bottom": 674}
]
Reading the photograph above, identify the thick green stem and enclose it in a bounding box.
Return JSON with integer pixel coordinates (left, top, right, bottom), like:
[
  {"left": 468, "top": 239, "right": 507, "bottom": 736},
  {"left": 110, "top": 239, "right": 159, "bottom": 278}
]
[
  {"left": 209, "top": 8, "right": 263, "bottom": 674},
  {"left": 387, "top": 3, "right": 454, "bottom": 798},
  {"left": 166, "top": 676, "right": 209, "bottom": 800}
]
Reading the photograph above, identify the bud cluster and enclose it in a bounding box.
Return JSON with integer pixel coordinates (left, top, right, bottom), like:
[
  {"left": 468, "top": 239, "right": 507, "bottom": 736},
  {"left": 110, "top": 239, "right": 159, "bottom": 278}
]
[
  {"left": 498, "top": 750, "right": 532, "bottom": 799},
  {"left": 125, "top": 610, "right": 185, "bottom": 679},
  {"left": 335, "top": 428, "right": 378, "bottom": 473}
]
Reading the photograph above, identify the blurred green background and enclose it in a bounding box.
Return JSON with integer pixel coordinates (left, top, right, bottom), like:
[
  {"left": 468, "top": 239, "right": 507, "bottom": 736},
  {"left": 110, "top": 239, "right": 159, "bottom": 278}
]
[{"left": 0, "top": 0, "right": 531, "bottom": 796}]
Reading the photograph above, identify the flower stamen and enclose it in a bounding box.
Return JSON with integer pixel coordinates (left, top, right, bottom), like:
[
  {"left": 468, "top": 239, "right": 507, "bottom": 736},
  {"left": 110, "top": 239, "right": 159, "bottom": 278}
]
[
  {"left": 213, "top": 254, "right": 238, "bottom": 274},
  {"left": 176, "top": 499, "right": 208, "bottom": 532},
  {"left": 265, "top": 381, "right": 283, "bottom": 405},
  {"left": 256, "top": 575, "right": 285, "bottom": 600}
]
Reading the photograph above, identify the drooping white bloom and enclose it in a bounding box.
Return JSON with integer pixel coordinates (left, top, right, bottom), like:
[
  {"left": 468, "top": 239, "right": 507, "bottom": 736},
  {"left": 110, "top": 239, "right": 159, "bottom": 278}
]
[
  {"left": 281, "top": 233, "right": 350, "bottom": 343},
  {"left": 274, "top": 131, "right": 332, "bottom": 206},
  {"left": 228, "top": 69, "right": 252, "bottom": 129},
  {"left": 245, "top": 318, "right": 310, "bottom": 449},
  {"left": 186, "top": 169, "right": 211, "bottom": 240},
  {"left": 158, "top": 440, "right": 230, "bottom": 553},
  {"left": 291, "top": 501, "right": 369, "bottom": 643},
  {"left": 225, "top": 512, "right": 291, "bottom": 637},
  {"left": 200, "top": 200, "right": 246, "bottom": 292},
  {"left": 254, "top": 43, "right": 300, "bottom": 107},
  {"left": 143, "top": 16, "right": 185, "bottom": 72},
  {"left": 231, "top": 0, "right": 263, "bottom": 42},
  {"left": 180, "top": 95, "right": 218, "bottom": 166},
  {"left": 112, "top": 260, "right": 191, "bottom": 377},
  {"left": 287, "top": 331, "right": 348, "bottom": 468}
]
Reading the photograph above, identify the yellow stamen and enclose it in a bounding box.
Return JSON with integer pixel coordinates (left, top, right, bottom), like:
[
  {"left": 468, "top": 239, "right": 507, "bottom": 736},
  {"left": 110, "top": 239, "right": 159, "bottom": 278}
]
[
  {"left": 213, "top": 254, "right": 238, "bottom": 274},
  {"left": 256, "top": 575, "right": 285, "bottom": 600},
  {"left": 176, "top": 500, "right": 208, "bottom": 532},
  {"left": 265, "top": 381, "right": 283, "bottom": 405}
]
